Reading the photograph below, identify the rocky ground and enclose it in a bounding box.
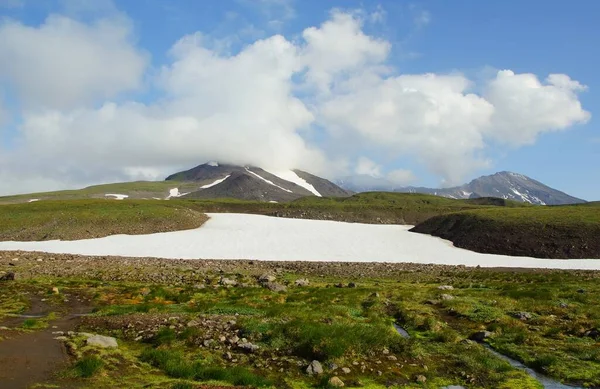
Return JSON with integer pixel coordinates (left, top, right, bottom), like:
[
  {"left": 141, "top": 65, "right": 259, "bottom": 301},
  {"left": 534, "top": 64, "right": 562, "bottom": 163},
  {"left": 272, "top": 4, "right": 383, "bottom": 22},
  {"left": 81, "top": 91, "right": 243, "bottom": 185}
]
[{"left": 0, "top": 251, "right": 599, "bottom": 389}]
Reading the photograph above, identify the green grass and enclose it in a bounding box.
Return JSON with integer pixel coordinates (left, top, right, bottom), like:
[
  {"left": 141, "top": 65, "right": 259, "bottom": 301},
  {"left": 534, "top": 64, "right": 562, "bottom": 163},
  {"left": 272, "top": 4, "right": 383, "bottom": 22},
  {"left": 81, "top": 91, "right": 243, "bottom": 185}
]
[
  {"left": 74, "top": 356, "right": 104, "bottom": 378},
  {"left": 0, "top": 199, "right": 207, "bottom": 241}
]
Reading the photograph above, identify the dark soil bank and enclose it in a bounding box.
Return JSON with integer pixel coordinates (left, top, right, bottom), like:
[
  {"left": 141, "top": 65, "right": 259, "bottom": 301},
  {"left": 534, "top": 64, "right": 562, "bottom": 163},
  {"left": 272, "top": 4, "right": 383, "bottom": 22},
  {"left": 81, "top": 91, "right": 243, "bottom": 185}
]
[{"left": 410, "top": 213, "right": 600, "bottom": 259}]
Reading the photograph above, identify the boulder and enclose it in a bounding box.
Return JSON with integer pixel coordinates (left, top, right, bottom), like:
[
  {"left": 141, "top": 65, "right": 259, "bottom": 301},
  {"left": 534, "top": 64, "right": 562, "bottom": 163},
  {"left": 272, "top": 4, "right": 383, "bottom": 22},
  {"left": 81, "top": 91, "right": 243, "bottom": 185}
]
[
  {"left": 0, "top": 272, "right": 15, "bottom": 281},
  {"left": 470, "top": 331, "right": 493, "bottom": 342},
  {"left": 416, "top": 375, "right": 427, "bottom": 383},
  {"left": 86, "top": 335, "right": 118, "bottom": 348},
  {"left": 306, "top": 360, "right": 323, "bottom": 375},
  {"left": 264, "top": 282, "right": 287, "bottom": 292},
  {"left": 329, "top": 377, "right": 345, "bottom": 387},
  {"left": 440, "top": 294, "right": 454, "bottom": 300},
  {"left": 294, "top": 278, "right": 310, "bottom": 287},
  {"left": 258, "top": 274, "right": 276, "bottom": 283},
  {"left": 238, "top": 342, "right": 260, "bottom": 353},
  {"left": 511, "top": 311, "right": 532, "bottom": 321},
  {"left": 584, "top": 328, "right": 599, "bottom": 339},
  {"left": 341, "top": 367, "right": 351, "bottom": 374}
]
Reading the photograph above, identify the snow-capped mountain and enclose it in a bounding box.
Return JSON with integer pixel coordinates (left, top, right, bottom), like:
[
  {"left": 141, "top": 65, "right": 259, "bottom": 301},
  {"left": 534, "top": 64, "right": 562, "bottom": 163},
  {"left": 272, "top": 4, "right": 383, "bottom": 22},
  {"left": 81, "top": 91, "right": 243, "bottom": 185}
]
[
  {"left": 338, "top": 171, "right": 585, "bottom": 205},
  {"left": 165, "top": 162, "right": 351, "bottom": 202}
]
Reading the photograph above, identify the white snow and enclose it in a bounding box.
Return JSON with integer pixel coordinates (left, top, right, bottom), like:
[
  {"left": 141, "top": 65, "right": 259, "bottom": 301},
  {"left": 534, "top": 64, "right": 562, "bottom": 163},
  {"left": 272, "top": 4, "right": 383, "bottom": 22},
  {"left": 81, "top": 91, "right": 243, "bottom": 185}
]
[
  {"left": 245, "top": 168, "right": 293, "bottom": 193},
  {"left": 166, "top": 188, "right": 190, "bottom": 200},
  {"left": 28, "top": 199, "right": 39, "bottom": 203},
  {"left": 0, "top": 213, "right": 598, "bottom": 270},
  {"left": 200, "top": 175, "right": 231, "bottom": 189},
  {"left": 265, "top": 170, "right": 322, "bottom": 197},
  {"left": 105, "top": 194, "right": 128, "bottom": 200},
  {"left": 207, "top": 161, "right": 219, "bottom": 167}
]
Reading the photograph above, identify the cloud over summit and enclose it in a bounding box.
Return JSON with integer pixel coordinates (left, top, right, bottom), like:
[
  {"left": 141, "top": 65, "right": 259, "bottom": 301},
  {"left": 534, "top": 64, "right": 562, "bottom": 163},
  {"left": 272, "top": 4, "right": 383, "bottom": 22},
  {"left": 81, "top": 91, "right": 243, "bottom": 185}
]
[{"left": 0, "top": 6, "right": 591, "bottom": 195}]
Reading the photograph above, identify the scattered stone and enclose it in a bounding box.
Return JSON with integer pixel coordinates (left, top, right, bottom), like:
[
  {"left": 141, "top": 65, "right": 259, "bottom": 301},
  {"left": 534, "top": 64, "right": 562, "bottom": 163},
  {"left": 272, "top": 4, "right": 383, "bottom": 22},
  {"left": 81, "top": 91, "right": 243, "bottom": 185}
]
[
  {"left": 348, "top": 282, "right": 357, "bottom": 288},
  {"left": 86, "top": 335, "right": 118, "bottom": 348},
  {"left": 328, "top": 362, "right": 338, "bottom": 371},
  {"left": 416, "top": 375, "right": 427, "bottom": 383},
  {"left": 219, "top": 277, "right": 238, "bottom": 287},
  {"left": 334, "top": 283, "right": 344, "bottom": 288},
  {"left": 306, "top": 360, "right": 323, "bottom": 375},
  {"left": 341, "top": 367, "right": 351, "bottom": 374},
  {"left": 203, "top": 339, "right": 214, "bottom": 347},
  {"left": 370, "top": 292, "right": 380, "bottom": 298},
  {"left": 559, "top": 302, "right": 569, "bottom": 308},
  {"left": 263, "top": 282, "right": 287, "bottom": 292},
  {"left": 470, "top": 331, "right": 493, "bottom": 342},
  {"left": 440, "top": 294, "right": 454, "bottom": 300},
  {"left": 187, "top": 320, "right": 200, "bottom": 327},
  {"left": 0, "top": 272, "right": 15, "bottom": 281},
  {"left": 511, "top": 311, "right": 532, "bottom": 321},
  {"left": 294, "top": 278, "right": 310, "bottom": 287},
  {"left": 584, "top": 329, "right": 599, "bottom": 339},
  {"left": 223, "top": 352, "right": 233, "bottom": 361},
  {"left": 329, "top": 377, "right": 345, "bottom": 387},
  {"left": 228, "top": 335, "right": 240, "bottom": 344},
  {"left": 238, "top": 342, "right": 259, "bottom": 353},
  {"left": 258, "top": 274, "right": 277, "bottom": 283},
  {"left": 438, "top": 285, "right": 454, "bottom": 290},
  {"left": 51, "top": 287, "right": 60, "bottom": 294}
]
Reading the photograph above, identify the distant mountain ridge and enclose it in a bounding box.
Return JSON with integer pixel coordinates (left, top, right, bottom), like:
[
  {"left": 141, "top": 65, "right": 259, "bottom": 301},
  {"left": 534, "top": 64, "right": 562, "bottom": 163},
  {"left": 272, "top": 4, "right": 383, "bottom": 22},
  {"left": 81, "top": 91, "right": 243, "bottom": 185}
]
[
  {"left": 337, "top": 171, "right": 585, "bottom": 205},
  {"left": 166, "top": 162, "right": 351, "bottom": 202}
]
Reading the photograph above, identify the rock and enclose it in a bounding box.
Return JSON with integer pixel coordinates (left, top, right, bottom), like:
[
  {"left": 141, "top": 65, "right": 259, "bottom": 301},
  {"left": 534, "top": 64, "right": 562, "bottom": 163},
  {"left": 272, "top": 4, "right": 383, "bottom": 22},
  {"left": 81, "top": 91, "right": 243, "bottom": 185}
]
[
  {"left": 294, "top": 278, "right": 310, "bottom": 287},
  {"left": 577, "top": 289, "right": 586, "bottom": 294},
  {"left": 584, "top": 328, "right": 599, "bottom": 339},
  {"left": 334, "top": 283, "right": 344, "bottom": 288},
  {"left": 258, "top": 274, "right": 277, "bottom": 283},
  {"left": 438, "top": 285, "right": 454, "bottom": 290},
  {"left": 203, "top": 339, "right": 214, "bottom": 347},
  {"left": 440, "top": 294, "right": 454, "bottom": 300},
  {"left": 264, "top": 282, "right": 287, "bottom": 292},
  {"left": 0, "top": 272, "right": 15, "bottom": 281},
  {"left": 416, "top": 375, "right": 427, "bottom": 383},
  {"left": 348, "top": 282, "right": 357, "bottom": 288},
  {"left": 238, "top": 342, "right": 259, "bottom": 353},
  {"left": 511, "top": 311, "right": 532, "bottom": 321},
  {"left": 219, "top": 277, "right": 238, "bottom": 287},
  {"left": 328, "top": 362, "right": 338, "bottom": 370},
  {"left": 51, "top": 287, "right": 60, "bottom": 294},
  {"left": 329, "top": 377, "right": 345, "bottom": 387},
  {"left": 224, "top": 352, "right": 233, "bottom": 360},
  {"left": 306, "top": 360, "right": 323, "bottom": 375},
  {"left": 228, "top": 335, "right": 240, "bottom": 344},
  {"left": 470, "top": 331, "right": 493, "bottom": 342},
  {"left": 187, "top": 320, "right": 200, "bottom": 327},
  {"left": 559, "top": 302, "right": 569, "bottom": 308},
  {"left": 341, "top": 367, "right": 351, "bottom": 374},
  {"left": 86, "top": 335, "right": 118, "bottom": 348}
]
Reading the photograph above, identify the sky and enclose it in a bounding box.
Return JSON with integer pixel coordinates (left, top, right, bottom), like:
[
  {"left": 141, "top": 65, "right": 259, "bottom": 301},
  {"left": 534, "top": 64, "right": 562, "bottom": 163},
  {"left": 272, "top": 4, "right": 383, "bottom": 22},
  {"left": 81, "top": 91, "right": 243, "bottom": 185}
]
[{"left": 0, "top": 0, "right": 597, "bottom": 199}]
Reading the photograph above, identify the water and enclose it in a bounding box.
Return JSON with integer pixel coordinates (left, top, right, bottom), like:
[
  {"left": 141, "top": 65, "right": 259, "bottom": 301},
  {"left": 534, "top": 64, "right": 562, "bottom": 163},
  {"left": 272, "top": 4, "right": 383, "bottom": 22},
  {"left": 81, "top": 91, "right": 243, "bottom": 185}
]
[
  {"left": 393, "top": 323, "right": 410, "bottom": 338},
  {"left": 484, "top": 345, "right": 583, "bottom": 389},
  {"left": 391, "top": 324, "right": 582, "bottom": 389}
]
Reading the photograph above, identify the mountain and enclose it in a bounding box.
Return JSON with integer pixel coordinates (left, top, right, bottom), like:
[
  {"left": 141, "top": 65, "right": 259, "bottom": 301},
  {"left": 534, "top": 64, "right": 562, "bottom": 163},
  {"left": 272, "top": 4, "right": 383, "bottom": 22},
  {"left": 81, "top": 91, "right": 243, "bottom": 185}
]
[
  {"left": 166, "top": 162, "right": 351, "bottom": 202},
  {"left": 338, "top": 171, "right": 585, "bottom": 205}
]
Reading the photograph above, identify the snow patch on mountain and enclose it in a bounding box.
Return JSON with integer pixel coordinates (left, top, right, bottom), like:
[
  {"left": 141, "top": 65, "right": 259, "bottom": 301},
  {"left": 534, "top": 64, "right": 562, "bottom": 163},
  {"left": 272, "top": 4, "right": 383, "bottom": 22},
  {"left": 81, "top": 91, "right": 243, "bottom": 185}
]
[
  {"left": 245, "top": 168, "right": 293, "bottom": 193},
  {"left": 105, "top": 194, "right": 128, "bottom": 200},
  {"left": 207, "top": 161, "right": 219, "bottom": 167},
  {"left": 266, "top": 170, "right": 322, "bottom": 197},
  {"left": 200, "top": 175, "right": 231, "bottom": 189}
]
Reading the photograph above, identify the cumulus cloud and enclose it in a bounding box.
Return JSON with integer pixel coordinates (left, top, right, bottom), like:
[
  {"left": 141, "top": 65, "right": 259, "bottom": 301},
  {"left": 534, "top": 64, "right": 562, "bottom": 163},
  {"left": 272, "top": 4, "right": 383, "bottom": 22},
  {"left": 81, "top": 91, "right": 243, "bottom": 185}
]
[
  {"left": 0, "top": 14, "right": 148, "bottom": 110},
  {"left": 0, "top": 7, "right": 591, "bottom": 195},
  {"left": 484, "top": 70, "right": 590, "bottom": 145}
]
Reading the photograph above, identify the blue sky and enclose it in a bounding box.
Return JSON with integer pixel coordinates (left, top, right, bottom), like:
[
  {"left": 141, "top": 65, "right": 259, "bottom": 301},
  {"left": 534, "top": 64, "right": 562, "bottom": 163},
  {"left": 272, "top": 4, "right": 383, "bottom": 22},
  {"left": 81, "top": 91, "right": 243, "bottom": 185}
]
[{"left": 0, "top": 0, "right": 597, "bottom": 199}]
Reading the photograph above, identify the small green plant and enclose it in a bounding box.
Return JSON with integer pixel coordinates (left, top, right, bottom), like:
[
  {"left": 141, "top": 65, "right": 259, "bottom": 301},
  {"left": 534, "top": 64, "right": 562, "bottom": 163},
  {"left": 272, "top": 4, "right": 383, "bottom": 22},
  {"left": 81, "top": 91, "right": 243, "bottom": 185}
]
[{"left": 74, "top": 356, "right": 104, "bottom": 378}]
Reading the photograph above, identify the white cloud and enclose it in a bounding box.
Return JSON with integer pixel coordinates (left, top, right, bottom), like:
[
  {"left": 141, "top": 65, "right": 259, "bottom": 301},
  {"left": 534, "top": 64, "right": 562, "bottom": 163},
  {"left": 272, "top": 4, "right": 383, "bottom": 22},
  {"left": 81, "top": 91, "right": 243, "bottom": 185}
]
[
  {"left": 300, "top": 10, "right": 391, "bottom": 92},
  {"left": 0, "top": 8, "right": 591, "bottom": 195},
  {"left": 355, "top": 157, "right": 382, "bottom": 177},
  {"left": 387, "top": 169, "right": 416, "bottom": 186},
  {"left": 0, "top": 14, "right": 148, "bottom": 110},
  {"left": 484, "top": 70, "right": 590, "bottom": 145}
]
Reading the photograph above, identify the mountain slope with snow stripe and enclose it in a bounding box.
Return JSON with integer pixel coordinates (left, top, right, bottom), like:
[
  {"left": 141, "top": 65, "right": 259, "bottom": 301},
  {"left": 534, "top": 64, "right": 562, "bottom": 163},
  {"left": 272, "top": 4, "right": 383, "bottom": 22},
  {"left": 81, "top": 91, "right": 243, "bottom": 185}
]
[
  {"left": 265, "top": 170, "right": 322, "bottom": 197},
  {"left": 200, "top": 175, "right": 231, "bottom": 189}
]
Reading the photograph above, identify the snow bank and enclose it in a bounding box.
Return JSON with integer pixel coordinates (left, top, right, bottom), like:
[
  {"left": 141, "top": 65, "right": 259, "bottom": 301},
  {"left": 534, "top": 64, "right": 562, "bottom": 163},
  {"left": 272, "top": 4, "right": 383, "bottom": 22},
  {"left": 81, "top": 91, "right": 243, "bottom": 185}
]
[
  {"left": 245, "top": 168, "right": 292, "bottom": 193},
  {"left": 266, "top": 170, "right": 321, "bottom": 197},
  {"left": 28, "top": 199, "right": 39, "bottom": 203},
  {"left": 105, "top": 194, "right": 128, "bottom": 200},
  {"left": 200, "top": 175, "right": 231, "bottom": 189},
  {"left": 166, "top": 188, "right": 190, "bottom": 199},
  {"left": 0, "top": 213, "right": 598, "bottom": 270}
]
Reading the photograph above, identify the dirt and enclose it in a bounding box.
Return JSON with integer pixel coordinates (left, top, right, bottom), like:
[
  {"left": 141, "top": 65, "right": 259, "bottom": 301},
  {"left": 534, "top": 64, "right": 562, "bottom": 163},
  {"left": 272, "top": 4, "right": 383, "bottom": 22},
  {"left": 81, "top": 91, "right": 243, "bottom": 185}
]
[
  {"left": 0, "top": 292, "right": 93, "bottom": 389},
  {"left": 410, "top": 213, "right": 600, "bottom": 259}
]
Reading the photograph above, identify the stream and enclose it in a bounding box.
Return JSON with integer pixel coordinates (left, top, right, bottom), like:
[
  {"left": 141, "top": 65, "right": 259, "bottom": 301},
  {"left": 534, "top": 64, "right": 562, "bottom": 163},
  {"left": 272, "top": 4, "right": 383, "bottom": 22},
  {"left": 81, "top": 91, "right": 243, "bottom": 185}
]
[{"left": 393, "top": 324, "right": 583, "bottom": 389}]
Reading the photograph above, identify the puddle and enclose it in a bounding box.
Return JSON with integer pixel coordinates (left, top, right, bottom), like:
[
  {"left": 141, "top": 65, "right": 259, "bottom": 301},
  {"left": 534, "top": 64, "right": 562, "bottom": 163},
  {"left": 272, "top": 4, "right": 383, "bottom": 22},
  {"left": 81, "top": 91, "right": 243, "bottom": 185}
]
[{"left": 393, "top": 323, "right": 410, "bottom": 338}]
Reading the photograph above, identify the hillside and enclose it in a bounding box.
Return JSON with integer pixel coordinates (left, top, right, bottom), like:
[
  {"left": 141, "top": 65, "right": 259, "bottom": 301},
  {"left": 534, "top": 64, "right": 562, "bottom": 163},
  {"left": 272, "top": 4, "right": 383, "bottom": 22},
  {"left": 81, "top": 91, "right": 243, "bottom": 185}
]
[
  {"left": 339, "top": 171, "right": 585, "bottom": 205},
  {"left": 411, "top": 202, "right": 600, "bottom": 259}
]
